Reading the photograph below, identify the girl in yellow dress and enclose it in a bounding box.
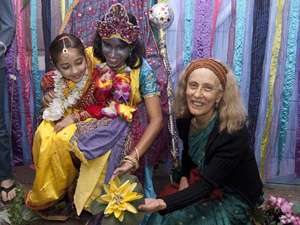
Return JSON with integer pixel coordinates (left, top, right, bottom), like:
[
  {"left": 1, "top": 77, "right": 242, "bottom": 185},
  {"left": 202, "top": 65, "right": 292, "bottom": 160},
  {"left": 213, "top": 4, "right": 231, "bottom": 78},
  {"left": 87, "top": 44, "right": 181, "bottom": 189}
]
[
  {"left": 25, "top": 33, "right": 97, "bottom": 218},
  {"left": 26, "top": 4, "right": 164, "bottom": 223}
]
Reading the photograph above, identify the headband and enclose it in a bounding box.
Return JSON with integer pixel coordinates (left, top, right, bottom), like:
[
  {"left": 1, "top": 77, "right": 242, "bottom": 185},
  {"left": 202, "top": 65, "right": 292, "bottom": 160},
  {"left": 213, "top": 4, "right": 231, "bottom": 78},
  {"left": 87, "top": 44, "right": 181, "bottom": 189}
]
[
  {"left": 185, "top": 58, "right": 227, "bottom": 88},
  {"left": 97, "top": 3, "right": 140, "bottom": 44}
]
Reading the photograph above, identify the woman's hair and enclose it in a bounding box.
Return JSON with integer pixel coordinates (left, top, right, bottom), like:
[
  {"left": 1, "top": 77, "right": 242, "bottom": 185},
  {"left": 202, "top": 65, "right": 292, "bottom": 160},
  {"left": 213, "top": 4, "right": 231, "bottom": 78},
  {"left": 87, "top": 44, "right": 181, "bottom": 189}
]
[
  {"left": 174, "top": 59, "right": 247, "bottom": 134},
  {"left": 50, "top": 33, "right": 85, "bottom": 67},
  {"left": 93, "top": 13, "right": 145, "bottom": 69}
]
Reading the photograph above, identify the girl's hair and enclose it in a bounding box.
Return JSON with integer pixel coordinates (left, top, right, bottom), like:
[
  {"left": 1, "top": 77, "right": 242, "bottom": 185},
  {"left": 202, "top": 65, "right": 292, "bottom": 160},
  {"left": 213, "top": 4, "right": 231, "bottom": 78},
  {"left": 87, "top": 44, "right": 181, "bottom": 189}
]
[
  {"left": 93, "top": 13, "right": 145, "bottom": 69},
  {"left": 50, "top": 33, "right": 85, "bottom": 67},
  {"left": 174, "top": 59, "right": 247, "bottom": 134}
]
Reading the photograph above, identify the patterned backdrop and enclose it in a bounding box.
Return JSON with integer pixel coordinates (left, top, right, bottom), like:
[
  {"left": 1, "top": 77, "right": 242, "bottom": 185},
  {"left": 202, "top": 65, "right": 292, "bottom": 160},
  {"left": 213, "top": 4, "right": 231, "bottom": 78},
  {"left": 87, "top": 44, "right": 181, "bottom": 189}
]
[{"left": 3, "top": 0, "right": 300, "bottom": 184}]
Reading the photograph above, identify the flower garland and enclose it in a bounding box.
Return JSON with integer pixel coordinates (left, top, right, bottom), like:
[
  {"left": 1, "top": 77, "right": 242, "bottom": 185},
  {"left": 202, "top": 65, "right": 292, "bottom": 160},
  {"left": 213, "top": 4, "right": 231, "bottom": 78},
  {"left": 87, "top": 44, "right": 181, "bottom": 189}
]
[
  {"left": 95, "top": 63, "right": 137, "bottom": 122},
  {"left": 42, "top": 68, "right": 88, "bottom": 121}
]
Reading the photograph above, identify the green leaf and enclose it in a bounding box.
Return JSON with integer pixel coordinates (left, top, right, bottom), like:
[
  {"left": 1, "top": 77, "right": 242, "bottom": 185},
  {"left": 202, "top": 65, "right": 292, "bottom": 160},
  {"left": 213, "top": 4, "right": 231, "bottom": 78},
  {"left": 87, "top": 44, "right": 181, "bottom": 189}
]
[
  {"left": 251, "top": 209, "right": 265, "bottom": 224},
  {"left": 292, "top": 204, "right": 300, "bottom": 215},
  {"left": 21, "top": 0, "right": 30, "bottom": 11},
  {"left": 90, "top": 196, "right": 107, "bottom": 215}
]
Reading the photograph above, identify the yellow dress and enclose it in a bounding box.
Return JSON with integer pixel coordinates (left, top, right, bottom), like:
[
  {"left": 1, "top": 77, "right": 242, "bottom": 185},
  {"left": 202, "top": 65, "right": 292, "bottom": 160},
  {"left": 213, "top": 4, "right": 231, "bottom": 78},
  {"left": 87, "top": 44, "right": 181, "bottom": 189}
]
[
  {"left": 25, "top": 47, "right": 142, "bottom": 217},
  {"left": 25, "top": 48, "right": 96, "bottom": 211}
]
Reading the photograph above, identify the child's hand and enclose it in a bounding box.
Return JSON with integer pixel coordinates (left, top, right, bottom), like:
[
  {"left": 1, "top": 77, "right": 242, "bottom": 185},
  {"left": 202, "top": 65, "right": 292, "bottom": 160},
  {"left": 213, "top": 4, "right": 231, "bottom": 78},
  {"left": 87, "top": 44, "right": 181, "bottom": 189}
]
[
  {"left": 110, "top": 162, "right": 133, "bottom": 181},
  {"left": 54, "top": 116, "right": 74, "bottom": 133}
]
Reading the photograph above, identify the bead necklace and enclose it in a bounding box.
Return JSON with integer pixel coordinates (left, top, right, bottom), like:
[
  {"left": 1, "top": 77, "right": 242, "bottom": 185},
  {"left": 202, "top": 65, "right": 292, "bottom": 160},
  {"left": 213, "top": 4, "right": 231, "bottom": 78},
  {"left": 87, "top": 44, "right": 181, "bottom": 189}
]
[{"left": 190, "top": 112, "right": 217, "bottom": 135}]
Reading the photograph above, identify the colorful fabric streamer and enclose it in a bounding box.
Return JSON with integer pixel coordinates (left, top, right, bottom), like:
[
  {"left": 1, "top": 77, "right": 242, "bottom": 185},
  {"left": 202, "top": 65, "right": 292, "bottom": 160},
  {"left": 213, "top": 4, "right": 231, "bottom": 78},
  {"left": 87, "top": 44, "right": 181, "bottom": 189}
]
[
  {"left": 192, "top": 0, "right": 213, "bottom": 60},
  {"left": 42, "top": 0, "right": 51, "bottom": 72},
  {"left": 31, "top": 0, "right": 41, "bottom": 118},
  {"left": 277, "top": 0, "right": 300, "bottom": 175},
  {"left": 227, "top": 0, "right": 236, "bottom": 68},
  {"left": 15, "top": 0, "right": 33, "bottom": 148},
  {"left": 264, "top": 0, "right": 290, "bottom": 180},
  {"left": 59, "top": 0, "right": 66, "bottom": 22},
  {"left": 210, "top": 0, "right": 223, "bottom": 57},
  {"left": 232, "top": 0, "right": 246, "bottom": 85},
  {"left": 183, "top": 0, "right": 194, "bottom": 67},
  {"left": 259, "top": 0, "right": 285, "bottom": 180},
  {"left": 295, "top": 40, "right": 300, "bottom": 178},
  {"left": 247, "top": 0, "right": 270, "bottom": 151},
  {"left": 5, "top": 37, "right": 24, "bottom": 165}
]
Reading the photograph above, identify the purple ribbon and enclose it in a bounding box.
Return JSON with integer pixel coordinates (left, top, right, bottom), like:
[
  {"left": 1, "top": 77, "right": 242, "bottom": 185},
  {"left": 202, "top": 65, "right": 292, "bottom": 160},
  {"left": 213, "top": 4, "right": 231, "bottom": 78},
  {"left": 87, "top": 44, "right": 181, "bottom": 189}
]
[
  {"left": 192, "top": 0, "right": 213, "bottom": 60},
  {"left": 5, "top": 37, "right": 23, "bottom": 165}
]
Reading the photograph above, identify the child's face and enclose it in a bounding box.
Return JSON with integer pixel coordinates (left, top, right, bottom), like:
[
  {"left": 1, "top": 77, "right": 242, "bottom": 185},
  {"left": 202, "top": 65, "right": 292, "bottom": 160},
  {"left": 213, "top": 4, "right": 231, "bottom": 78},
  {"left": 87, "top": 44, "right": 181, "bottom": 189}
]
[
  {"left": 56, "top": 48, "right": 87, "bottom": 83},
  {"left": 101, "top": 37, "right": 133, "bottom": 71}
]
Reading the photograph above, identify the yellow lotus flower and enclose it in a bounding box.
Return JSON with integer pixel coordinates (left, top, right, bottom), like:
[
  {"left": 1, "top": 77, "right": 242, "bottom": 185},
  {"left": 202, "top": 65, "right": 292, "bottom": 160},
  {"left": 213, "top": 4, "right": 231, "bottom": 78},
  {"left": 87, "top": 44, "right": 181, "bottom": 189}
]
[{"left": 97, "top": 177, "right": 143, "bottom": 222}]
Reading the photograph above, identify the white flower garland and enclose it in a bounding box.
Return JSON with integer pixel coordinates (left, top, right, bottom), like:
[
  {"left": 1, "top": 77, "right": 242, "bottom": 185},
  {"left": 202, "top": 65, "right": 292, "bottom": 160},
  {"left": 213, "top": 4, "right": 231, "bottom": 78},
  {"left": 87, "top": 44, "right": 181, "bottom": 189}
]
[{"left": 42, "top": 68, "right": 88, "bottom": 121}]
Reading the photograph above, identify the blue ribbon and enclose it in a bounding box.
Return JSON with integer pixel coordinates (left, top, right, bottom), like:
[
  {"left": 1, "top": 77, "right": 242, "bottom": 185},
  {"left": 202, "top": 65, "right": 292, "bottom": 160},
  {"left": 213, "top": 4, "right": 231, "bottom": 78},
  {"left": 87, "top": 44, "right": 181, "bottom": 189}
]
[
  {"left": 232, "top": 0, "right": 246, "bottom": 86},
  {"left": 30, "top": 0, "right": 41, "bottom": 118},
  {"left": 247, "top": 0, "right": 270, "bottom": 151},
  {"left": 183, "top": 0, "right": 194, "bottom": 67}
]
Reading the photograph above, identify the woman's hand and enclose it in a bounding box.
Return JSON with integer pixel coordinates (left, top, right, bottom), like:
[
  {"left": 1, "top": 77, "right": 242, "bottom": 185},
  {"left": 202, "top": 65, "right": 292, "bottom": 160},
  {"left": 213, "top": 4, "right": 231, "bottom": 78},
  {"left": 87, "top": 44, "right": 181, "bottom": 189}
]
[
  {"left": 138, "top": 198, "right": 167, "bottom": 213},
  {"left": 178, "top": 176, "right": 189, "bottom": 191},
  {"left": 110, "top": 161, "right": 133, "bottom": 181},
  {"left": 54, "top": 116, "right": 74, "bottom": 133}
]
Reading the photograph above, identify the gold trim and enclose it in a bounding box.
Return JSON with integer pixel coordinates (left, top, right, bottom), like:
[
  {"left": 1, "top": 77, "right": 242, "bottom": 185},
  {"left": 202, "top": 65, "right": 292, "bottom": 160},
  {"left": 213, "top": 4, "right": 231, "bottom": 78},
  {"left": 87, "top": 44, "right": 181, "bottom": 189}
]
[{"left": 143, "top": 92, "right": 160, "bottom": 99}]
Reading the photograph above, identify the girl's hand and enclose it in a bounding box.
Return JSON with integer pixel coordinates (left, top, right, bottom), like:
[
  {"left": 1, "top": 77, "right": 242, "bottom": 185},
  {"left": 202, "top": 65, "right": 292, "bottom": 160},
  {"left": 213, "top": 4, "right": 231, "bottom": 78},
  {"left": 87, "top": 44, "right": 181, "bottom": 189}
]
[
  {"left": 54, "top": 116, "right": 74, "bottom": 133},
  {"left": 110, "top": 161, "right": 133, "bottom": 181},
  {"left": 178, "top": 176, "right": 189, "bottom": 191},
  {"left": 138, "top": 198, "right": 167, "bottom": 213}
]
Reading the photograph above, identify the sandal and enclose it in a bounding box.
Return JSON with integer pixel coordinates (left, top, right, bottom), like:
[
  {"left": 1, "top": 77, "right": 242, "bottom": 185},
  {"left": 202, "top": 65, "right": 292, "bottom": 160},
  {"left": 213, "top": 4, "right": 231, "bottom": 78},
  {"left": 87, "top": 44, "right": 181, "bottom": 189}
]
[{"left": 1, "top": 183, "right": 16, "bottom": 204}]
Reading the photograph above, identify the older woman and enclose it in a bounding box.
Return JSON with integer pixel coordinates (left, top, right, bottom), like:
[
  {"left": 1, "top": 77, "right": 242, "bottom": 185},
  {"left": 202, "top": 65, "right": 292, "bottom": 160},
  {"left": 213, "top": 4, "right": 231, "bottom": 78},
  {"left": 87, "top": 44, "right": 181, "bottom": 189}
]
[{"left": 139, "top": 58, "right": 264, "bottom": 225}]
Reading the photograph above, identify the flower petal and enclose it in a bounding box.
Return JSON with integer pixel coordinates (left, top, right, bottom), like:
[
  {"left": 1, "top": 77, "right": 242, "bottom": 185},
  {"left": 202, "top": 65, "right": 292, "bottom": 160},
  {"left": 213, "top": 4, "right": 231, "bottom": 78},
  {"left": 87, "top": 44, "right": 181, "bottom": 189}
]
[
  {"left": 114, "top": 209, "right": 122, "bottom": 219},
  {"left": 126, "top": 202, "right": 138, "bottom": 214}
]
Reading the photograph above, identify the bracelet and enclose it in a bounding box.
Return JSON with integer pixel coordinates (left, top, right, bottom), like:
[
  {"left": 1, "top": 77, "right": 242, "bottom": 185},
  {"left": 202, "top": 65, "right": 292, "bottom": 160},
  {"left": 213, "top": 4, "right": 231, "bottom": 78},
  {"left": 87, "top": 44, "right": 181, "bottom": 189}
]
[
  {"left": 132, "top": 147, "right": 140, "bottom": 162},
  {"left": 121, "top": 155, "right": 139, "bottom": 172},
  {"left": 70, "top": 113, "right": 78, "bottom": 123},
  {"left": 73, "top": 111, "right": 80, "bottom": 122},
  {"left": 42, "top": 97, "right": 50, "bottom": 107},
  {"left": 0, "top": 41, "right": 7, "bottom": 55}
]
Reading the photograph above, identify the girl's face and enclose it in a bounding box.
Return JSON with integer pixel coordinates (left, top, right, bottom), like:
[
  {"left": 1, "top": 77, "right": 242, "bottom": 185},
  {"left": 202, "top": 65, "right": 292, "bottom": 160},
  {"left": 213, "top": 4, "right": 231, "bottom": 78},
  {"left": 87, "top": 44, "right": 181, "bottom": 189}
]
[
  {"left": 186, "top": 68, "right": 223, "bottom": 124},
  {"left": 56, "top": 48, "right": 87, "bottom": 83},
  {"left": 101, "top": 37, "right": 133, "bottom": 71}
]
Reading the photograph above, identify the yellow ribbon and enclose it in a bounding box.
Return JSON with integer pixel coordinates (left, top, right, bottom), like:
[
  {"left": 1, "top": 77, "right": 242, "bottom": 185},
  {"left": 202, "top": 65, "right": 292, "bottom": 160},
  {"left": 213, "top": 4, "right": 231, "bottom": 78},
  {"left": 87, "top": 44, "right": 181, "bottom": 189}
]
[
  {"left": 259, "top": 0, "right": 285, "bottom": 181},
  {"left": 59, "top": 0, "right": 66, "bottom": 22}
]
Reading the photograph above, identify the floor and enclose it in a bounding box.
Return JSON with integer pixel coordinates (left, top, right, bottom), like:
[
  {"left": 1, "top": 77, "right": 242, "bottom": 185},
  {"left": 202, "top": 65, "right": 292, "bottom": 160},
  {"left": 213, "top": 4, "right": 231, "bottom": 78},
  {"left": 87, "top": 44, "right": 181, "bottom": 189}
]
[{"left": 1, "top": 166, "right": 300, "bottom": 224}]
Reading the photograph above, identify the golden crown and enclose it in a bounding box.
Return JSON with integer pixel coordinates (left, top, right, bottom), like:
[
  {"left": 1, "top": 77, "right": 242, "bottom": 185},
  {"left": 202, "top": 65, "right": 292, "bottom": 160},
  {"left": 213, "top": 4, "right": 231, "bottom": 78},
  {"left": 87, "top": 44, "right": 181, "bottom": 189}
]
[{"left": 97, "top": 3, "right": 140, "bottom": 44}]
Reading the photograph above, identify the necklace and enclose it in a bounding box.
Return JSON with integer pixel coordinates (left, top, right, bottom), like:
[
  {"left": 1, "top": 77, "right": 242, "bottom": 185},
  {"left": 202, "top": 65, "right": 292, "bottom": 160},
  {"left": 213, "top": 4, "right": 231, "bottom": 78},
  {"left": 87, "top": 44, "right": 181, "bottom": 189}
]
[
  {"left": 95, "top": 62, "right": 137, "bottom": 121},
  {"left": 42, "top": 68, "right": 88, "bottom": 121},
  {"left": 64, "top": 79, "right": 72, "bottom": 93},
  {"left": 191, "top": 112, "right": 217, "bottom": 135}
]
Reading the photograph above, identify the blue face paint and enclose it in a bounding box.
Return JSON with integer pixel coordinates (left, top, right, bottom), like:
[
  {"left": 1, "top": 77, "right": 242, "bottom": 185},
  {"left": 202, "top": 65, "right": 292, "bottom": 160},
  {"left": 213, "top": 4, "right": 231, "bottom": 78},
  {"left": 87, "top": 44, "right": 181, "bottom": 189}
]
[{"left": 101, "top": 37, "right": 132, "bottom": 70}]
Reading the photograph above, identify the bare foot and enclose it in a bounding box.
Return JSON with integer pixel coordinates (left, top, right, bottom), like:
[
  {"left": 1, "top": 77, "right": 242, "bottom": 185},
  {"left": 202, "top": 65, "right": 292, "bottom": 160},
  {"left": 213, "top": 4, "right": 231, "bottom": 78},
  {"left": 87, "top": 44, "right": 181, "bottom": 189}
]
[{"left": 1, "top": 179, "right": 16, "bottom": 202}]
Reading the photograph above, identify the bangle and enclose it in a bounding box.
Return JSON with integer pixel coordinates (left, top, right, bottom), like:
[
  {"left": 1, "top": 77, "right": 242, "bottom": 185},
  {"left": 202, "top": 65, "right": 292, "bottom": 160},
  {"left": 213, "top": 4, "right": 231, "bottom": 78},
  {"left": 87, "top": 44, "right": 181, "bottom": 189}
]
[
  {"left": 132, "top": 147, "right": 140, "bottom": 162},
  {"left": 74, "top": 111, "right": 80, "bottom": 122},
  {"left": 121, "top": 155, "right": 139, "bottom": 172},
  {"left": 70, "top": 113, "right": 78, "bottom": 123}
]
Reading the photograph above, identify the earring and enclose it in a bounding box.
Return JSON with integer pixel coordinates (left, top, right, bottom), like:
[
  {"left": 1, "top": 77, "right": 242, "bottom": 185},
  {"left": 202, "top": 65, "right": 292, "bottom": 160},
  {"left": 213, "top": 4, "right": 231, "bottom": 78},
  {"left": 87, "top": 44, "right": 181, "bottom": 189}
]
[
  {"left": 129, "top": 51, "right": 132, "bottom": 57},
  {"left": 215, "top": 102, "right": 219, "bottom": 108}
]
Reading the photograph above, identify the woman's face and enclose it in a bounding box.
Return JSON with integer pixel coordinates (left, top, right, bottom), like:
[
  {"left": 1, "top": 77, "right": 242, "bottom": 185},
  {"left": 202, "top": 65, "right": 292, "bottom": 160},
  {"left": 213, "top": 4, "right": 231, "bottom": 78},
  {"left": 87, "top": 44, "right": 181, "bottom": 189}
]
[
  {"left": 101, "top": 37, "right": 133, "bottom": 70},
  {"left": 186, "top": 68, "right": 223, "bottom": 124},
  {"left": 56, "top": 48, "right": 87, "bottom": 83}
]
